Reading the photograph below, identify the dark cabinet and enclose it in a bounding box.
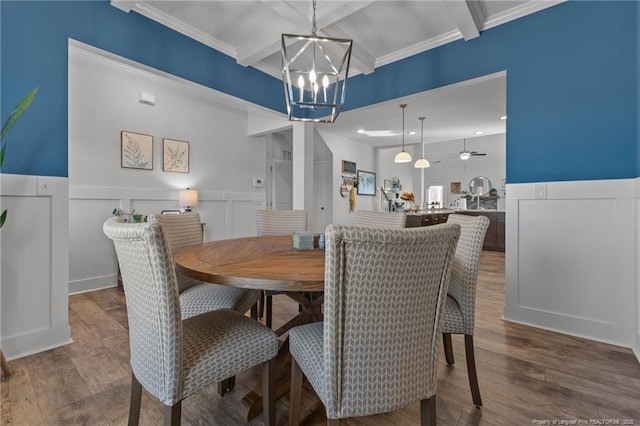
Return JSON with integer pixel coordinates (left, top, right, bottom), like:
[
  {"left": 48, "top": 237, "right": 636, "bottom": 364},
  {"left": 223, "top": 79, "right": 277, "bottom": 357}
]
[
  {"left": 454, "top": 211, "right": 505, "bottom": 252},
  {"left": 406, "top": 211, "right": 505, "bottom": 252},
  {"left": 406, "top": 212, "right": 451, "bottom": 228}
]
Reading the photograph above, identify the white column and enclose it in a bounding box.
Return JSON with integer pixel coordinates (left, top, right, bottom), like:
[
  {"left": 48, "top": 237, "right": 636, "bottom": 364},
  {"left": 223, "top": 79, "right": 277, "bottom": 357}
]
[{"left": 292, "top": 122, "right": 314, "bottom": 212}]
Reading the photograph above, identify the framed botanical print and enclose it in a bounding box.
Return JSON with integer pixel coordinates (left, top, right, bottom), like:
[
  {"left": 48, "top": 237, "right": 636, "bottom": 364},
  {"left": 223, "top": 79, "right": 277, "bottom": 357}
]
[
  {"left": 163, "top": 138, "right": 190, "bottom": 173},
  {"left": 121, "top": 131, "right": 153, "bottom": 170}
]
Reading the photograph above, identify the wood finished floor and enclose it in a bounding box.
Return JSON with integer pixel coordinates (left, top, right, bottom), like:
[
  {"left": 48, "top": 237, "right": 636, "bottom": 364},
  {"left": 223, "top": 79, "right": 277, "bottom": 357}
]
[{"left": 2, "top": 251, "right": 639, "bottom": 425}]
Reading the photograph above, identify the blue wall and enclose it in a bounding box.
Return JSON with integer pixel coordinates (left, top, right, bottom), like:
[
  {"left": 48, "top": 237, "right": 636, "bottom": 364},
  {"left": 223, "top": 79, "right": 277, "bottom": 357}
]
[{"left": 1, "top": 1, "right": 637, "bottom": 183}]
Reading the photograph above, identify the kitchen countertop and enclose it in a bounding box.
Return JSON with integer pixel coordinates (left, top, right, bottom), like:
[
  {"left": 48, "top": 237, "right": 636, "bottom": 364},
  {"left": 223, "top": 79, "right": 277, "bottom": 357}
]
[{"left": 407, "top": 209, "right": 505, "bottom": 215}]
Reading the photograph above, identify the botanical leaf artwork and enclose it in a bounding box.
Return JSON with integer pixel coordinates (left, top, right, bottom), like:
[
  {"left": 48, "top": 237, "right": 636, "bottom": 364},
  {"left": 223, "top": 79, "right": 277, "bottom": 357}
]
[
  {"left": 123, "top": 135, "right": 149, "bottom": 168},
  {"left": 121, "top": 131, "right": 152, "bottom": 170},
  {"left": 163, "top": 139, "right": 189, "bottom": 173},
  {"left": 164, "top": 145, "right": 186, "bottom": 171}
]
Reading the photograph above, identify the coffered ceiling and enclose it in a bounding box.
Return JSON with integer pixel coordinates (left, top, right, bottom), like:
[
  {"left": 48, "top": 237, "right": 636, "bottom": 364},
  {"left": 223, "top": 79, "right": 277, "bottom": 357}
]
[
  {"left": 110, "top": 1, "right": 562, "bottom": 147},
  {"left": 111, "top": 0, "right": 562, "bottom": 79}
]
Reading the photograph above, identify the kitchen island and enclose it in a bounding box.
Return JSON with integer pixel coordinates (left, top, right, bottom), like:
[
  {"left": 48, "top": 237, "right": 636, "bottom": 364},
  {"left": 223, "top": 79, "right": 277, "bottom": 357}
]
[{"left": 406, "top": 209, "right": 505, "bottom": 252}]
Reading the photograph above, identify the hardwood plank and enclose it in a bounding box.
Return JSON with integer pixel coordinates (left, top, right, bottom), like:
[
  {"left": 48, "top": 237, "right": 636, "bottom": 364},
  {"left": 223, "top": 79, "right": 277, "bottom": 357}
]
[{"left": 2, "top": 251, "right": 639, "bottom": 425}]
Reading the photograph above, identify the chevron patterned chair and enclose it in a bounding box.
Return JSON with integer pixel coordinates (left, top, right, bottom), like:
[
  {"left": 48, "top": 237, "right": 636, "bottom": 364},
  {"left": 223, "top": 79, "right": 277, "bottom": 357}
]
[
  {"left": 441, "top": 214, "right": 490, "bottom": 408},
  {"left": 255, "top": 209, "right": 308, "bottom": 328},
  {"left": 103, "top": 217, "right": 277, "bottom": 426},
  {"left": 288, "top": 223, "right": 461, "bottom": 425},
  {"left": 354, "top": 210, "right": 407, "bottom": 228},
  {"left": 149, "top": 213, "right": 261, "bottom": 320}
]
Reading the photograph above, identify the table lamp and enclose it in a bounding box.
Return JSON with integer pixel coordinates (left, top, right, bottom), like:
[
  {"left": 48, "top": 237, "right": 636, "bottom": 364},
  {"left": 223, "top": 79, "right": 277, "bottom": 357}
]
[{"left": 178, "top": 188, "right": 198, "bottom": 212}]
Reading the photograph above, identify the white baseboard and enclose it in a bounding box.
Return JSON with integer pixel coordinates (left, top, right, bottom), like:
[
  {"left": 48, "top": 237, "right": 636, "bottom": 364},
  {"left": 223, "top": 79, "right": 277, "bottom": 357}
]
[
  {"left": 69, "top": 275, "right": 118, "bottom": 295},
  {"left": 2, "top": 324, "right": 72, "bottom": 361}
]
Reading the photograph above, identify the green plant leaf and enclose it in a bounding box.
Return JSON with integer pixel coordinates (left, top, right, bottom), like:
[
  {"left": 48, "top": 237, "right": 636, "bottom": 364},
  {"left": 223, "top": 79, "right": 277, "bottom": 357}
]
[
  {"left": 1, "top": 87, "right": 38, "bottom": 143},
  {"left": 0, "top": 210, "right": 6, "bottom": 228}
]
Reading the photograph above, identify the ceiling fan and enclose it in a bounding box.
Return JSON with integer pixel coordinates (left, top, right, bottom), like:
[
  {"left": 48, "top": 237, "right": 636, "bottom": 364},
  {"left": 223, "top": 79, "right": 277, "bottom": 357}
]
[{"left": 450, "top": 138, "right": 487, "bottom": 160}]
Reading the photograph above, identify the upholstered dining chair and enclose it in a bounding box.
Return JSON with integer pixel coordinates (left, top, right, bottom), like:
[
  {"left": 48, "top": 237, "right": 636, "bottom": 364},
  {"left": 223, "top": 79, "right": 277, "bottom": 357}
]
[
  {"left": 149, "top": 213, "right": 261, "bottom": 319},
  {"left": 103, "top": 217, "right": 277, "bottom": 426},
  {"left": 441, "top": 214, "right": 490, "bottom": 408},
  {"left": 255, "top": 209, "right": 308, "bottom": 328},
  {"left": 289, "top": 223, "right": 461, "bottom": 425},
  {"left": 354, "top": 210, "right": 407, "bottom": 228}
]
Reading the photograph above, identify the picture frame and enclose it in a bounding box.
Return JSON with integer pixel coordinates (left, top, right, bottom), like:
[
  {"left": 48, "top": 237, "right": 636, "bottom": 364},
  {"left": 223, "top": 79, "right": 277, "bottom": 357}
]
[
  {"left": 451, "top": 181, "right": 461, "bottom": 194},
  {"left": 383, "top": 179, "right": 392, "bottom": 192},
  {"left": 357, "top": 170, "right": 376, "bottom": 196},
  {"left": 121, "top": 131, "right": 153, "bottom": 170},
  {"left": 163, "top": 138, "right": 190, "bottom": 173},
  {"left": 342, "top": 160, "right": 356, "bottom": 174}
]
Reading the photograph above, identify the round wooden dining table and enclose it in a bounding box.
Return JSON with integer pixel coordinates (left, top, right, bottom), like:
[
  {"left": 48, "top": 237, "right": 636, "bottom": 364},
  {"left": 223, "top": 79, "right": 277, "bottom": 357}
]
[{"left": 174, "top": 234, "right": 326, "bottom": 421}]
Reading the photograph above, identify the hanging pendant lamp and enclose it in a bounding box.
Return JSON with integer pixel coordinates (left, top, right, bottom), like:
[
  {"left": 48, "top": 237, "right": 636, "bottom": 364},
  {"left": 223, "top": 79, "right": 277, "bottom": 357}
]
[
  {"left": 394, "top": 104, "right": 412, "bottom": 163},
  {"left": 281, "top": 0, "right": 352, "bottom": 123},
  {"left": 414, "top": 116, "right": 430, "bottom": 168}
]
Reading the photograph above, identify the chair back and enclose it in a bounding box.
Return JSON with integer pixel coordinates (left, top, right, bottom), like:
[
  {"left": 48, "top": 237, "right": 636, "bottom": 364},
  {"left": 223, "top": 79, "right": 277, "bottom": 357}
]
[
  {"left": 149, "top": 212, "right": 203, "bottom": 253},
  {"left": 256, "top": 209, "right": 308, "bottom": 235},
  {"left": 103, "top": 217, "right": 182, "bottom": 404},
  {"left": 148, "top": 213, "right": 204, "bottom": 293},
  {"left": 322, "top": 223, "right": 460, "bottom": 418},
  {"left": 354, "top": 210, "right": 406, "bottom": 228},
  {"left": 445, "top": 214, "right": 490, "bottom": 334}
]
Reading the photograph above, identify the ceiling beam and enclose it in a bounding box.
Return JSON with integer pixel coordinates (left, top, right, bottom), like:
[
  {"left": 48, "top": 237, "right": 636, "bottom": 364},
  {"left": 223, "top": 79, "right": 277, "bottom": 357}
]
[
  {"left": 321, "top": 23, "right": 375, "bottom": 75},
  {"left": 110, "top": 0, "right": 136, "bottom": 13},
  {"left": 236, "top": 0, "right": 376, "bottom": 72},
  {"left": 443, "top": 0, "right": 486, "bottom": 41}
]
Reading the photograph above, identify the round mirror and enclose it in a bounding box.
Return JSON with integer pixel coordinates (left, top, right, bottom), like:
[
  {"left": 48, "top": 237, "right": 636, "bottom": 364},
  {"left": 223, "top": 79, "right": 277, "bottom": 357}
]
[{"left": 469, "top": 176, "right": 492, "bottom": 196}]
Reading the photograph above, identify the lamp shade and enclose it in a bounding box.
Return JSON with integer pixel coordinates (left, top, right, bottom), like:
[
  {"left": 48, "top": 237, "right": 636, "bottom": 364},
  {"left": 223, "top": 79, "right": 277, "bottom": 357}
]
[
  {"left": 414, "top": 157, "right": 430, "bottom": 168},
  {"left": 178, "top": 188, "right": 198, "bottom": 210},
  {"left": 394, "top": 151, "right": 412, "bottom": 163}
]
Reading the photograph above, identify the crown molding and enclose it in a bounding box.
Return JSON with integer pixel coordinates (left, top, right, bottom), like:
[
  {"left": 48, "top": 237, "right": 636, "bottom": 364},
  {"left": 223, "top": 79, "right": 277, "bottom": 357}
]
[
  {"left": 131, "top": 3, "right": 238, "bottom": 59},
  {"left": 375, "top": 30, "right": 462, "bottom": 69},
  {"left": 482, "top": 0, "right": 565, "bottom": 31}
]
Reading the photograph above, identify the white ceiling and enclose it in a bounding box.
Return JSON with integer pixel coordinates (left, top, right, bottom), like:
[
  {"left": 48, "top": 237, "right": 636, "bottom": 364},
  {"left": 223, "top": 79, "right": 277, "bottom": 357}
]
[{"left": 110, "top": 0, "right": 561, "bottom": 147}]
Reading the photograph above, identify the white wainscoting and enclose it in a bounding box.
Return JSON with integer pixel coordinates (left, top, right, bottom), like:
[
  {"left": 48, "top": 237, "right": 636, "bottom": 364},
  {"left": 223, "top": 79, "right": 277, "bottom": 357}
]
[
  {"left": 1, "top": 174, "right": 71, "bottom": 360},
  {"left": 68, "top": 185, "right": 265, "bottom": 295},
  {"left": 505, "top": 178, "right": 638, "bottom": 351}
]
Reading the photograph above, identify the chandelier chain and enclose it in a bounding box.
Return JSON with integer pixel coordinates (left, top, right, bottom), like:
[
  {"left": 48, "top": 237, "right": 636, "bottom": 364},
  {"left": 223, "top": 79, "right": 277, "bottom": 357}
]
[{"left": 312, "top": 0, "right": 317, "bottom": 36}]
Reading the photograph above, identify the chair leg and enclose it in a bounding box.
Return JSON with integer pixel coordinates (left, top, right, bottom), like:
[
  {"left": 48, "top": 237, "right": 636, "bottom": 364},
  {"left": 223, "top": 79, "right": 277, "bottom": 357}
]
[
  {"left": 263, "top": 358, "right": 276, "bottom": 426},
  {"left": 217, "top": 376, "right": 236, "bottom": 396},
  {"left": 464, "top": 334, "right": 482, "bottom": 407},
  {"left": 289, "top": 357, "right": 304, "bottom": 426},
  {"left": 258, "top": 291, "right": 266, "bottom": 320},
  {"left": 250, "top": 302, "right": 258, "bottom": 320},
  {"left": 128, "top": 374, "right": 143, "bottom": 426},
  {"left": 266, "top": 294, "right": 273, "bottom": 329},
  {"left": 163, "top": 401, "right": 181, "bottom": 426},
  {"left": 442, "top": 333, "right": 454, "bottom": 365},
  {"left": 421, "top": 395, "right": 436, "bottom": 426}
]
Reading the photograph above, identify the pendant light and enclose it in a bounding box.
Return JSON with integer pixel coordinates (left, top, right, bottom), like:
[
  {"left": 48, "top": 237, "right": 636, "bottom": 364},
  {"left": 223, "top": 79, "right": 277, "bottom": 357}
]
[
  {"left": 414, "top": 116, "right": 430, "bottom": 168},
  {"left": 394, "top": 104, "right": 412, "bottom": 163},
  {"left": 281, "top": 0, "right": 353, "bottom": 123}
]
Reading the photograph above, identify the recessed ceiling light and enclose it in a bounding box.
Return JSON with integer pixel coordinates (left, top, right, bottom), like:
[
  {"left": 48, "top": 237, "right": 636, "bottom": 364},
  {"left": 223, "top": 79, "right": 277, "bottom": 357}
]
[
  {"left": 357, "top": 129, "right": 365, "bottom": 134},
  {"left": 500, "top": 115, "right": 507, "bottom": 120},
  {"left": 358, "top": 130, "right": 401, "bottom": 137},
  {"left": 475, "top": 131, "right": 483, "bottom": 135}
]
